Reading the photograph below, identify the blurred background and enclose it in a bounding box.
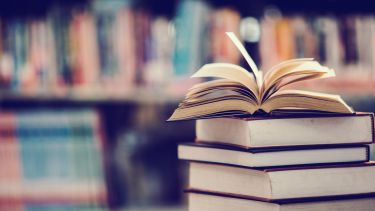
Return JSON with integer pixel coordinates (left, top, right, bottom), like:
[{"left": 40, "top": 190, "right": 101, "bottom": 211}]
[{"left": 0, "top": 0, "right": 374, "bottom": 210}]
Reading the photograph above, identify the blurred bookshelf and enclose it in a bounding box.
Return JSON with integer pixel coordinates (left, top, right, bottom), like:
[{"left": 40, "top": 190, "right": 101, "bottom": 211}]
[{"left": 0, "top": 0, "right": 375, "bottom": 210}]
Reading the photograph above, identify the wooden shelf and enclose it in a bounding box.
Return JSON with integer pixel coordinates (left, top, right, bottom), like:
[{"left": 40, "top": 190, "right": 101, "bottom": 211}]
[
  {"left": 0, "top": 78, "right": 374, "bottom": 105},
  {"left": 0, "top": 89, "right": 185, "bottom": 104}
]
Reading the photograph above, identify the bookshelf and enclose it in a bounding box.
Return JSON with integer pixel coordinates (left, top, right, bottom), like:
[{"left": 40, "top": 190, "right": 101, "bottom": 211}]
[{"left": 0, "top": 0, "right": 374, "bottom": 210}]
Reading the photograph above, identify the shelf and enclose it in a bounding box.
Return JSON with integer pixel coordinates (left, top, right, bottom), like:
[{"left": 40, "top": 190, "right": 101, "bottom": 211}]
[
  {"left": 0, "top": 78, "right": 374, "bottom": 105},
  {"left": 0, "top": 80, "right": 199, "bottom": 105},
  {"left": 0, "top": 89, "right": 185, "bottom": 105}
]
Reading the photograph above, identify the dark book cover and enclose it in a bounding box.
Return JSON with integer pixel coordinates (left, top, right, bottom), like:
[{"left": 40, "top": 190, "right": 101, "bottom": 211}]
[{"left": 186, "top": 189, "right": 375, "bottom": 204}]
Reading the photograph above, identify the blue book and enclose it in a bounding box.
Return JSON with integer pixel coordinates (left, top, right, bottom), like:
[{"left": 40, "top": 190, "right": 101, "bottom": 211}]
[
  {"left": 18, "top": 112, "right": 39, "bottom": 180},
  {"left": 48, "top": 6, "right": 73, "bottom": 85},
  {"left": 26, "top": 204, "right": 74, "bottom": 211},
  {"left": 8, "top": 19, "right": 28, "bottom": 91},
  {"left": 92, "top": 0, "right": 131, "bottom": 78},
  {"left": 173, "top": 0, "right": 211, "bottom": 76}
]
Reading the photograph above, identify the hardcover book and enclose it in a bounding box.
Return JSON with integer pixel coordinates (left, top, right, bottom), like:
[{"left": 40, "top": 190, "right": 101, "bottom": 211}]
[
  {"left": 179, "top": 143, "right": 369, "bottom": 167},
  {"left": 195, "top": 113, "right": 374, "bottom": 148},
  {"left": 187, "top": 191, "right": 375, "bottom": 211},
  {"left": 188, "top": 162, "right": 375, "bottom": 201}
]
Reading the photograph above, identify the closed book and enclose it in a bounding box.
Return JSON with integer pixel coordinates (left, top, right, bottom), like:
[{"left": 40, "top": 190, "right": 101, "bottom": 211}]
[
  {"left": 179, "top": 143, "right": 369, "bottom": 168},
  {"left": 196, "top": 112, "right": 374, "bottom": 148},
  {"left": 187, "top": 191, "right": 375, "bottom": 211},
  {"left": 189, "top": 162, "right": 375, "bottom": 201}
]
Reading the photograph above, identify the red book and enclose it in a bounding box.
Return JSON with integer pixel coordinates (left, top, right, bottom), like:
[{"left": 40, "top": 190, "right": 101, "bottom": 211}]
[{"left": 0, "top": 112, "right": 22, "bottom": 209}]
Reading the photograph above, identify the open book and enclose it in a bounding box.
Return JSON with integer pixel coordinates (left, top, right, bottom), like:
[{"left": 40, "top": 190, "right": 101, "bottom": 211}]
[{"left": 168, "top": 32, "right": 354, "bottom": 121}]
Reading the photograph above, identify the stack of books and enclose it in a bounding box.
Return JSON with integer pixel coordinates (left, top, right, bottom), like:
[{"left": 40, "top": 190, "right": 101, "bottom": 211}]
[
  {"left": 178, "top": 114, "right": 375, "bottom": 210},
  {"left": 169, "top": 32, "right": 375, "bottom": 210}
]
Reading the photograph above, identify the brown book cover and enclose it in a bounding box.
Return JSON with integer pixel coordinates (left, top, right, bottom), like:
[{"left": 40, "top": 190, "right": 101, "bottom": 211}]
[
  {"left": 188, "top": 160, "right": 375, "bottom": 172},
  {"left": 181, "top": 142, "right": 371, "bottom": 153},
  {"left": 179, "top": 142, "right": 370, "bottom": 168},
  {"left": 187, "top": 162, "right": 375, "bottom": 201},
  {"left": 189, "top": 110, "right": 372, "bottom": 121},
  {"left": 186, "top": 189, "right": 375, "bottom": 204}
]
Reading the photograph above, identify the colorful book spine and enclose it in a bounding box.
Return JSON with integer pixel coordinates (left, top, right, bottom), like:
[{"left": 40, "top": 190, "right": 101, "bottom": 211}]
[{"left": 173, "top": 0, "right": 211, "bottom": 76}]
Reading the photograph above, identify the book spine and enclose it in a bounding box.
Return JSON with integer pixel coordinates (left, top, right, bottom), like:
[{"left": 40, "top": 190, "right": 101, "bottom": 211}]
[
  {"left": 49, "top": 6, "right": 73, "bottom": 88},
  {"left": 173, "top": 0, "right": 211, "bottom": 76},
  {"left": 210, "top": 8, "right": 241, "bottom": 64}
]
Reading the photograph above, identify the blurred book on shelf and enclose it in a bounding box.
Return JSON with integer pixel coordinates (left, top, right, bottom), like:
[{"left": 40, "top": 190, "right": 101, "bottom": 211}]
[
  {"left": 210, "top": 8, "right": 241, "bottom": 64},
  {"left": 0, "top": 109, "right": 107, "bottom": 210},
  {"left": 259, "top": 12, "right": 375, "bottom": 94},
  {"left": 173, "top": 0, "right": 210, "bottom": 77},
  {"left": 0, "top": 0, "right": 214, "bottom": 99}
]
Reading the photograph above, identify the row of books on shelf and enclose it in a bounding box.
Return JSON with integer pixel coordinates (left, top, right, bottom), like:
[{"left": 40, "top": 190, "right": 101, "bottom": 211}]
[
  {"left": 0, "top": 0, "right": 198, "bottom": 96},
  {"left": 0, "top": 0, "right": 374, "bottom": 97},
  {"left": 0, "top": 109, "right": 107, "bottom": 210},
  {"left": 260, "top": 13, "right": 375, "bottom": 84},
  {"left": 0, "top": 0, "right": 241, "bottom": 97},
  {"left": 0, "top": 0, "right": 170, "bottom": 96},
  {"left": 237, "top": 11, "right": 375, "bottom": 94}
]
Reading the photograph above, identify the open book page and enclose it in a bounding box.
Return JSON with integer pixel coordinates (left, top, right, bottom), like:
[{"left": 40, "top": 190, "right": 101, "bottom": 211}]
[
  {"left": 168, "top": 79, "right": 258, "bottom": 121},
  {"left": 186, "top": 79, "right": 257, "bottom": 101},
  {"left": 168, "top": 32, "right": 354, "bottom": 121},
  {"left": 261, "top": 60, "right": 335, "bottom": 101},
  {"left": 192, "top": 63, "right": 260, "bottom": 100},
  {"left": 225, "top": 32, "right": 262, "bottom": 86},
  {"left": 262, "top": 58, "right": 313, "bottom": 83},
  {"left": 261, "top": 90, "right": 354, "bottom": 113},
  {"left": 168, "top": 98, "right": 258, "bottom": 121}
]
